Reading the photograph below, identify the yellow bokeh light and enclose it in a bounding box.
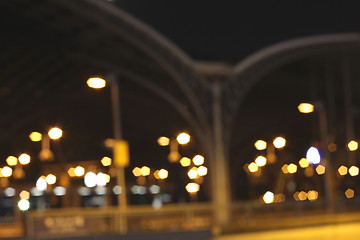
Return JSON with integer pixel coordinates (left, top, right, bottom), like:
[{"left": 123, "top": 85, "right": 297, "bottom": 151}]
[
  {"left": 197, "top": 166, "right": 208, "bottom": 176},
  {"left": 347, "top": 140, "right": 359, "bottom": 151},
  {"left": 153, "top": 170, "right": 160, "bottom": 179},
  {"left": 338, "top": 165, "right": 348, "bottom": 176},
  {"left": 46, "top": 174, "right": 57, "bottom": 185},
  {"left": 255, "top": 156, "right": 267, "bottom": 167},
  {"left": 298, "top": 158, "right": 309, "bottom": 168},
  {"left": 19, "top": 190, "right": 30, "bottom": 200},
  {"left": 6, "top": 156, "right": 18, "bottom": 166},
  {"left": 74, "top": 166, "right": 85, "bottom": 177},
  {"left": 254, "top": 140, "right": 267, "bottom": 150},
  {"left": 140, "top": 166, "right": 150, "bottom": 176},
  {"left": 315, "top": 165, "right": 326, "bottom": 175},
  {"left": 18, "top": 153, "right": 30, "bottom": 165},
  {"left": 87, "top": 77, "right": 106, "bottom": 89},
  {"left": 176, "top": 132, "right": 190, "bottom": 145},
  {"left": 298, "top": 191, "right": 307, "bottom": 201},
  {"left": 274, "top": 193, "right": 285, "bottom": 203},
  {"left": 281, "top": 164, "right": 289, "bottom": 174},
  {"left": 132, "top": 167, "right": 142, "bottom": 177},
  {"left": 192, "top": 155, "right": 204, "bottom": 166},
  {"left": 158, "top": 169, "right": 168, "bottom": 179},
  {"left": 248, "top": 162, "right": 259, "bottom": 173},
  {"left": 104, "top": 173, "right": 111, "bottom": 183},
  {"left": 48, "top": 127, "right": 63, "bottom": 140},
  {"left": 287, "top": 163, "right": 298, "bottom": 174},
  {"left": 345, "top": 188, "right": 355, "bottom": 198},
  {"left": 185, "top": 183, "right": 200, "bottom": 193},
  {"left": 187, "top": 167, "right": 198, "bottom": 179},
  {"left": 293, "top": 191, "right": 300, "bottom": 201},
  {"left": 307, "top": 190, "right": 318, "bottom": 201},
  {"left": 29, "top": 132, "right": 42, "bottom": 142},
  {"left": 101, "top": 157, "right": 112, "bottom": 167},
  {"left": 273, "top": 137, "right": 286, "bottom": 149},
  {"left": 67, "top": 167, "right": 75, "bottom": 177},
  {"left": 349, "top": 166, "right": 359, "bottom": 176},
  {"left": 297, "top": 103, "right": 315, "bottom": 113},
  {"left": 263, "top": 191, "right": 274, "bottom": 204},
  {"left": 157, "top": 136, "right": 170, "bottom": 146},
  {"left": 180, "top": 157, "right": 191, "bottom": 167}
]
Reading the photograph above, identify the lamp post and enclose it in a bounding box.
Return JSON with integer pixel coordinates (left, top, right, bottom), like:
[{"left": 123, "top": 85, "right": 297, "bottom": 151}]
[
  {"left": 29, "top": 127, "right": 63, "bottom": 162},
  {"left": 298, "top": 102, "right": 336, "bottom": 212},
  {"left": 87, "top": 75, "right": 129, "bottom": 233},
  {"left": 254, "top": 136, "right": 286, "bottom": 165},
  {"left": 157, "top": 132, "right": 191, "bottom": 163}
]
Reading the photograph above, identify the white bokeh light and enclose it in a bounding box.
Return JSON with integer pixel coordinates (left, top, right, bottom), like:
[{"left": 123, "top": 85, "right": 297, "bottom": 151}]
[
  {"left": 84, "top": 172, "right": 97, "bottom": 188},
  {"left": 306, "top": 147, "right": 321, "bottom": 164},
  {"left": 36, "top": 176, "right": 47, "bottom": 192}
]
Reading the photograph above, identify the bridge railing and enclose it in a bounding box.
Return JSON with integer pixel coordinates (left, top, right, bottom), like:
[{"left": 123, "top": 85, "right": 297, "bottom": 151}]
[
  {"left": 25, "top": 202, "right": 213, "bottom": 239},
  {"left": 4, "top": 199, "right": 360, "bottom": 239}
]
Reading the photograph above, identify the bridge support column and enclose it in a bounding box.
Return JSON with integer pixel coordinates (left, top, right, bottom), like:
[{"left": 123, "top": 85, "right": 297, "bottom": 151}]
[{"left": 210, "top": 80, "right": 231, "bottom": 233}]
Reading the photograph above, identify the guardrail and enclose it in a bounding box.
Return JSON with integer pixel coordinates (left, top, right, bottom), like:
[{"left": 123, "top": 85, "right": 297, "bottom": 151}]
[
  {"left": 3, "top": 199, "right": 360, "bottom": 239},
  {"left": 25, "top": 202, "right": 213, "bottom": 239}
]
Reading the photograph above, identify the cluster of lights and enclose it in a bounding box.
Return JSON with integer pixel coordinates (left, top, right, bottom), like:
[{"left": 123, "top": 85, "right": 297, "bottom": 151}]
[
  {"left": 293, "top": 190, "right": 319, "bottom": 201},
  {"left": 338, "top": 165, "right": 359, "bottom": 176},
  {"left": 157, "top": 132, "right": 206, "bottom": 195},
  {"left": 67, "top": 163, "right": 111, "bottom": 188},
  {"left": 280, "top": 162, "right": 325, "bottom": 176},
  {"left": 0, "top": 154, "right": 31, "bottom": 179},
  {"left": 83, "top": 172, "right": 110, "bottom": 188},
  {"left": 185, "top": 155, "right": 207, "bottom": 179},
  {"left": 247, "top": 137, "right": 287, "bottom": 174},
  {"left": 8, "top": 184, "right": 68, "bottom": 211},
  {"left": 247, "top": 144, "right": 326, "bottom": 176},
  {"left": 132, "top": 166, "right": 168, "bottom": 187},
  {"left": 258, "top": 105, "right": 360, "bottom": 206},
  {"left": 132, "top": 166, "right": 152, "bottom": 178},
  {"left": 29, "top": 127, "right": 63, "bottom": 142},
  {"left": 254, "top": 137, "right": 286, "bottom": 151},
  {"left": 187, "top": 166, "right": 208, "bottom": 179},
  {"left": 3, "top": 127, "right": 65, "bottom": 211},
  {"left": 262, "top": 191, "right": 285, "bottom": 204},
  {"left": 154, "top": 169, "right": 169, "bottom": 180},
  {"left": 67, "top": 166, "right": 85, "bottom": 177},
  {"left": 157, "top": 132, "right": 191, "bottom": 163},
  {"left": 157, "top": 133, "right": 191, "bottom": 147},
  {"left": 184, "top": 155, "right": 207, "bottom": 195},
  {"left": 281, "top": 163, "right": 298, "bottom": 174},
  {"left": 130, "top": 184, "right": 163, "bottom": 195}
]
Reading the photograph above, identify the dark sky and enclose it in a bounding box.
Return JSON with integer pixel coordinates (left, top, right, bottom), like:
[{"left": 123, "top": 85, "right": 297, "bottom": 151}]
[{"left": 116, "top": 0, "right": 360, "bottom": 62}]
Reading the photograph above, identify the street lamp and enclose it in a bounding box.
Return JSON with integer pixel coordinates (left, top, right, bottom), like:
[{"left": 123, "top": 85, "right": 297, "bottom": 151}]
[
  {"left": 298, "top": 102, "right": 335, "bottom": 212},
  {"left": 87, "top": 75, "right": 129, "bottom": 232},
  {"left": 29, "top": 127, "right": 63, "bottom": 161},
  {"left": 157, "top": 132, "right": 190, "bottom": 163},
  {"left": 6, "top": 155, "right": 28, "bottom": 179},
  {"left": 253, "top": 136, "right": 286, "bottom": 164}
]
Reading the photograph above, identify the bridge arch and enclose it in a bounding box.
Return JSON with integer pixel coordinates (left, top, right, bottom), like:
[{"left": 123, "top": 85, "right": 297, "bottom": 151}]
[{"left": 227, "top": 33, "right": 360, "bottom": 109}]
